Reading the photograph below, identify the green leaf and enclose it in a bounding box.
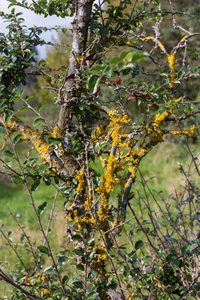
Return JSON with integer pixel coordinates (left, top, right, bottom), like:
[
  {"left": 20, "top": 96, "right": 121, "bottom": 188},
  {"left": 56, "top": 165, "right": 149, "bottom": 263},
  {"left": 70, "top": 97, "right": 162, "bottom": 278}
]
[
  {"left": 76, "top": 263, "right": 84, "bottom": 271},
  {"left": 87, "top": 251, "right": 95, "bottom": 260},
  {"left": 62, "top": 275, "right": 69, "bottom": 284},
  {"left": 29, "top": 276, "right": 38, "bottom": 284},
  {"left": 18, "top": 106, "right": 31, "bottom": 111},
  {"left": 153, "top": 0, "right": 159, "bottom": 6},
  {"left": 88, "top": 75, "right": 101, "bottom": 94},
  {"left": 108, "top": 57, "right": 123, "bottom": 64},
  {"left": 125, "top": 51, "right": 149, "bottom": 64},
  {"left": 86, "top": 237, "right": 94, "bottom": 245},
  {"left": 37, "top": 105, "right": 45, "bottom": 112},
  {"left": 72, "top": 234, "right": 83, "bottom": 241},
  {"left": 103, "top": 64, "right": 114, "bottom": 78},
  {"left": 31, "top": 178, "right": 40, "bottom": 192},
  {"left": 100, "top": 26, "right": 109, "bottom": 37},
  {"left": 5, "top": 111, "right": 13, "bottom": 123},
  {"left": 38, "top": 245, "right": 50, "bottom": 256},
  {"left": 27, "top": 50, "right": 36, "bottom": 60},
  {"left": 135, "top": 240, "right": 143, "bottom": 250},
  {"left": 109, "top": 249, "right": 117, "bottom": 256},
  {"left": 25, "top": 95, "right": 34, "bottom": 102},
  {"left": 19, "top": 90, "right": 24, "bottom": 97},
  {"left": 45, "top": 268, "right": 57, "bottom": 275},
  {"left": 73, "top": 248, "right": 84, "bottom": 256},
  {"left": 3, "top": 150, "right": 14, "bottom": 157},
  {"left": 88, "top": 271, "right": 97, "bottom": 280},
  {"left": 178, "top": 70, "right": 185, "bottom": 79},
  {"left": 87, "top": 292, "right": 99, "bottom": 299},
  {"left": 33, "top": 118, "right": 45, "bottom": 127},
  {"left": 48, "top": 137, "right": 62, "bottom": 145},
  {"left": 11, "top": 175, "right": 24, "bottom": 185},
  {"left": 37, "top": 201, "right": 48, "bottom": 215},
  {"left": 38, "top": 59, "right": 46, "bottom": 68},
  {"left": 13, "top": 134, "right": 23, "bottom": 144},
  {"left": 10, "top": 95, "right": 21, "bottom": 102},
  {"left": 67, "top": 221, "right": 75, "bottom": 225},
  {"left": 58, "top": 256, "right": 67, "bottom": 265},
  {"left": 73, "top": 281, "right": 83, "bottom": 289}
]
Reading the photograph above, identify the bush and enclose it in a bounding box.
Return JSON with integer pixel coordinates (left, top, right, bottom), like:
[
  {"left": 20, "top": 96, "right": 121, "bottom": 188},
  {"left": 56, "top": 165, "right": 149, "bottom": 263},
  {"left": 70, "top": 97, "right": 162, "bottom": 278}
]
[{"left": 0, "top": 0, "right": 200, "bottom": 299}]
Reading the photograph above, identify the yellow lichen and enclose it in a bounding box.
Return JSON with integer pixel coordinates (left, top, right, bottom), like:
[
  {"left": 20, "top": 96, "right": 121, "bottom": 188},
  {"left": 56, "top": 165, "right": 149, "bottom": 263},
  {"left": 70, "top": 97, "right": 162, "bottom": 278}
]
[
  {"left": 75, "top": 169, "right": 85, "bottom": 195},
  {"left": 167, "top": 53, "right": 176, "bottom": 72},
  {"left": 171, "top": 125, "right": 197, "bottom": 137},
  {"left": 50, "top": 125, "right": 62, "bottom": 138}
]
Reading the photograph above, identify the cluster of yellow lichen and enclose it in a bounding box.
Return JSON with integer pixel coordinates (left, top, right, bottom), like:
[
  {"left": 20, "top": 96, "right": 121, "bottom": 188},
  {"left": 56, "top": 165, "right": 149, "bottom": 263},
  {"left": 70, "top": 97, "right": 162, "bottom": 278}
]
[
  {"left": 75, "top": 169, "right": 85, "bottom": 195},
  {"left": 94, "top": 111, "right": 131, "bottom": 229},
  {"left": 49, "top": 125, "right": 63, "bottom": 138},
  {"left": 171, "top": 125, "right": 197, "bottom": 137},
  {"left": 96, "top": 154, "right": 117, "bottom": 229},
  {"left": 149, "top": 111, "right": 170, "bottom": 142},
  {"left": 126, "top": 147, "right": 151, "bottom": 178}
]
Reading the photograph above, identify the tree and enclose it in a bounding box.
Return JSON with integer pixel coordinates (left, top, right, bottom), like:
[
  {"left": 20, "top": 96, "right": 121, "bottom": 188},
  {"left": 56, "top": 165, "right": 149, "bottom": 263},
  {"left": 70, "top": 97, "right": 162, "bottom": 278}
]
[{"left": 0, "top": 0, "right": 200, "bottom": 299}]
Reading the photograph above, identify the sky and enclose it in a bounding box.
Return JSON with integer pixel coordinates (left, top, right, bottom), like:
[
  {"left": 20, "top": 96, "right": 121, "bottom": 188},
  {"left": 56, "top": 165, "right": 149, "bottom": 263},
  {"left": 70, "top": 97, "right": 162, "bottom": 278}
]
[{"left": 0, "top": 0, "right": 73, "bottom": 57}]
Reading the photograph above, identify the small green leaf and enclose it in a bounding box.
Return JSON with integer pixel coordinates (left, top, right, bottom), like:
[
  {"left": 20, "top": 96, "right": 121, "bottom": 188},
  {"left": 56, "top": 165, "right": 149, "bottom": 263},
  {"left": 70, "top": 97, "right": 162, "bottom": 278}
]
[
  {"left": 125, "top": 51, "right": 149, "bottom": 64},
  {"left": 178, "top": 70, "right": 185, "bottom": 79},
  {"left": 48, "top": 137, "right": 62, "bottom": 145},
  {"left": 109, "top": 249, "right": 117, "bottom": 256},
  {"left": 73, "top": 248, "right": 84, "bottom": 256},
  {"left": 29, "top": 277, "right": 37, "bottom": 284},
  {"left": 10, "top": 96, "right": 21, "bottom": 102},
  {"left": 18, "top": 106, "right": 31, "bottom": 111},
  {"left": 100, "top": 26, "right": 109, "bottom": 37},
  {"left": 76, "top": 263, "right": 84, "bottom": 271},
  {"left": 37, "top": 201, "right": 48, "bottom": 215},
  {"left": 31, "top": 178, "right": 40, "bottom": 192},
  {"left": 19, "top": 90, "right": 24, "bottom": 97},
  {"left": 62, "top": 275, "right": 69, "bottom": 284},
  {"left": 73, "top": 281, "right": 83, "bottom": 289},
  {"left": 103, "top": 64, "right": 114, "bottom": 78},
  {"left": 3, "top": 150, "right": 14, "bottom": 157},
  {"left": 67, "top": 220, "right": 75, "bottom": 225},
  {"left": 87, "top": 292, "right": 99, "bottom": 299},
  {"left": 38, "top": 245, "right": 50, "bottom": 256},
  {"left": 135, "top": 240, "right": 143, "bottom": 250},
  {"left": 25, "top": 95, "right": 34, "bottom": 102},
  {"left": 33, "top": 118, "right": 45, "bottom": 127},
  {"left": 38, "top": 59, "right": 46, "bottom": 68},
  {"left": 87, "top": 251, "right": 95, "bottom": 260},
  {"left": 37, "top": 105, "right": 45, "bottom": 112},
  {"left": 13, "top": 134, "right": 23, "bottom": 144},
  {"left": 5, "top": 111, "right": 13, "bottom": 123},
  {"left": 11, "top": 175, "right": 24, "bottom": 185},
  {"left": 58, "top": 256, "right": 67, "bottom": 265},
  {"left": 72, "top": 234, "right": 83, "bottom": 241},
  {"left": 88, "top": 271, "right": 97, "bottom": 279},
  {"left": 88, "top": 75, "right": 101, "bottom": 94},
  {"left": 86, "top": 237, "right": 94, "bottom": 245},
  {"left": 45, "top": 268, "right": 57, "bottom": 275}
]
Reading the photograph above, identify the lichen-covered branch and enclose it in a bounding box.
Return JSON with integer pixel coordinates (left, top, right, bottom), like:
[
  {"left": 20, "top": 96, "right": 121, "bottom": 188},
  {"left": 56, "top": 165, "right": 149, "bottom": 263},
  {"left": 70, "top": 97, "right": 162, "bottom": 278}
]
[{"left": 1, "top": 115, "right": 69, "bottom": 180}]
